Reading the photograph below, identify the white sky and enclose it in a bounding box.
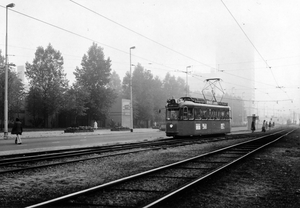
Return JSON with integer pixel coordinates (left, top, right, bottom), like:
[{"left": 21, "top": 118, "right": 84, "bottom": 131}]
[{"left": 1, "top": 0, "right": 300, "bottom": 120}]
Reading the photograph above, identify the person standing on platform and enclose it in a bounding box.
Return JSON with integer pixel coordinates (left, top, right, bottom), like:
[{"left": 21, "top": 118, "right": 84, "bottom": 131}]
[
  {"left": 251, "top": 120, "right": 256, "bottom": 133},
  {"left": 262, "top": 120, "right": 266, "bottom": 132},
  {"left": 11, "top": 118, "right": 23, "bottom": 144},
  {"left": 93, "top": 121, "right": 98, "bottom": 130}
]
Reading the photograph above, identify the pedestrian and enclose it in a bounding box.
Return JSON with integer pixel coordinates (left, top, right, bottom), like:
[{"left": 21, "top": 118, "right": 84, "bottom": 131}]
[
  {"left": 11, "top": 118, "right": 23, "bottom": 144},
  {"left": 269, "top": 121, "right": 272, "bottom": 130},
  {"left": 262, "top": 120, "right": 266, "bottom": 132},
  {"left": 251, "top": 120, "right": 255, "bottom": 133},
  {"left": 266, "top": 120, "right": 269, "bottom": 130},
  {"left": 93, "top": 121, "right": 98, "bottom": 130}
]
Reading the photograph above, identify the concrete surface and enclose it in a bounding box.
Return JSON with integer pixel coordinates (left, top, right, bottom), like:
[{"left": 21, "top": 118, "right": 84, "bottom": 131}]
[{"left": 0, "top": 127, "right": 250, "bottom": 156}]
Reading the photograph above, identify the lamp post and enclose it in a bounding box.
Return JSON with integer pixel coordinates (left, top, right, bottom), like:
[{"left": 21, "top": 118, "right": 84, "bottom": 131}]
[
  {"left": 129, "top": 46, "right": 135, "bottom": 132},
  {"left": 4, "top": 3, "right": 15, "bottom": 139},
  {"left": 186, "top": 66, "right": 191, "bottom": 96}
]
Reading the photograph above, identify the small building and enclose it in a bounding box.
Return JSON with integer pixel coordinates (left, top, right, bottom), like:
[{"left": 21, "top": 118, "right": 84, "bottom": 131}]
[{"left": 108, "top": 98, "right": 130, "bottom": 128}]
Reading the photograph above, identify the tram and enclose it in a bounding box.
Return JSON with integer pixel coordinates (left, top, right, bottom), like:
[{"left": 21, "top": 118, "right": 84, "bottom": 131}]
[{"left": 165, "top": 97, "right": 231, "bottom": 137}]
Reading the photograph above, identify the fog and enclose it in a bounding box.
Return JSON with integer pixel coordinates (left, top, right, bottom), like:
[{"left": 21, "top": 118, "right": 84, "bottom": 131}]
[{"left": 1, "top": 0, "right": 299, "bottom": 123}]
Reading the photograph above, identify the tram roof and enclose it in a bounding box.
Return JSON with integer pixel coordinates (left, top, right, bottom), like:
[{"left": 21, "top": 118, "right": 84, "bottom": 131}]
[
  {"left": 177, "top": 101, "right": 230, "bottom": 109},
  {"left": 179, "top": 97, "right": 228, "bottom": 106},
  {"left": 167, "top": 97, "right": 230, "bottom": 109}
]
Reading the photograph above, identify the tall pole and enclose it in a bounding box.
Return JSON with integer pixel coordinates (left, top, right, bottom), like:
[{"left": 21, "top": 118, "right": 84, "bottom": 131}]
[
  {"left": 129, "top": 46, "right": 135, "bottom": 132},
  {"left": 4, "top": 3, "right": 15, "bottom": 139},
  {"left": 186, "top": 66, "right": 191, "bottom": 96}
]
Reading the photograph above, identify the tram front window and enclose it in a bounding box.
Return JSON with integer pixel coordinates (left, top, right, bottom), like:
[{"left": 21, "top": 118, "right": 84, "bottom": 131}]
[{"left": 167, "top": 109, "right": 179, "bottom": 120}]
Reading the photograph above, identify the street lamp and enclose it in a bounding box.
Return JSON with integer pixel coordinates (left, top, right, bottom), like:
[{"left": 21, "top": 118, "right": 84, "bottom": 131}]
[
  {"left": 129, "top": 46, "right": 135, "bottom": 132},
  {"left": 186, "top": 66, "right": 191, "bottom": 96},
  {"left": 4, "top": 3, "right": 15, "bottom": 139}
]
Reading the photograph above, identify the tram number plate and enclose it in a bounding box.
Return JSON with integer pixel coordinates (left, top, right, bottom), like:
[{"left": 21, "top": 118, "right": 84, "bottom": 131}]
[
  {"left": 202, "top": 123, "right": 207, "bottom": 130},
  {"left": 196, "top": 123, "right": 201, "bottom": 130},
  {"left": 221, "top": 123, "right": 225, "bottom": 129}
]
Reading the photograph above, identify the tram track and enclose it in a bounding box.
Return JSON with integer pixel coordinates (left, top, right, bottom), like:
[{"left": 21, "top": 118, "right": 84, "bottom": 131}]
[
  {"left": 25, "top": 129, "right": 294, "bottom": 208},
  {"left": 0, "top": 138, "right": 182, "bottom": 174},
  {"left": 0, "top": 135, "right": 238, "bottom": 174}
]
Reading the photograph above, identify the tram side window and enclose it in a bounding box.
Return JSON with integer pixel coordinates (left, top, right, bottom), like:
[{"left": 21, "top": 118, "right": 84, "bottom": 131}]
[
  {"left": 179, "top": 107, "right": 186, "bottom": 120},
  {"left": 181, "top": 107, "right": 194, "bottom": 120},
  {"left": 202, "top": 108, "right": 208, "bottom": 119},
  {"left": 220, "top": 110, "right": 225, "bottom": 119},
  {"left": 225, "top": 110, "right": 230, "bottom": 119},
  {"left": 167, "top": 109, "right": 179, "bottom": 120},
  {"left": 212, "top": 109, "right": 217, "bottom": 119},
  {"left": 216, "top": 110, "right": 221, "bottom": 119},
  {"left": 216, "top": 109, "right": 221, "bottom": 119},
  {"left": 195, "top": 108, "right": 202, "bottom": 120},
  {"left": 188, "top": 108, "right": 194, "bottom": 120},
  {"left": 208, "top": 109, "right": 212, "bottom": 119},
  {"left": 211, "top": 109, "right": 216, "bottom": 119}
]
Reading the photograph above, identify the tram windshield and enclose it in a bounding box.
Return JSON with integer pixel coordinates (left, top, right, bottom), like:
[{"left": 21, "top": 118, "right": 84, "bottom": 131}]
[{"left": 166, "top": 108, "right": 179, "bottom": 120}]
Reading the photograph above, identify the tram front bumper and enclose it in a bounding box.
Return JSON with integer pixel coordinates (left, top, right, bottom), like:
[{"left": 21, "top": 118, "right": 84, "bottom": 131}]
[{"left": 166, "top": 122, "right": 178, "bottom": 136}]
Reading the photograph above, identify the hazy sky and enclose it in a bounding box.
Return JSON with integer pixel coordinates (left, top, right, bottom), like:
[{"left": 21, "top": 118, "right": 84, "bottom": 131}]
[{"left": 1, "top": 0, "right": 300, "bottom": 119}]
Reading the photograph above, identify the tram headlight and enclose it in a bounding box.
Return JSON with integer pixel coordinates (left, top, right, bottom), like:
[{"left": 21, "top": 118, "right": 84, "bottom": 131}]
[{"left": 169, "top": 124, "right": 173, "bottom": 128}]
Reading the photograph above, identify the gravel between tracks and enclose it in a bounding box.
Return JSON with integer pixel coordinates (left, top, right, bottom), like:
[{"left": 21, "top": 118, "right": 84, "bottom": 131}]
[
  {"left": 0, "top": 128, "right": 299, "bottom": 207},
  {"left": 157, "top": 128, "right": 300, "bottom": 208}
]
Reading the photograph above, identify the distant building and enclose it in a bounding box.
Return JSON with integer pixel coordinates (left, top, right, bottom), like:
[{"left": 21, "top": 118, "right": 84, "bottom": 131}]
[
  {"left": 188, "top": 25, "right": 255, "bottom": 125},
  {"left": 108, "top": 97, "right": 131, "bottom": 128},
  {"left": 16, "top": 65, "right": 29, "bottom": 91},
  {"left": 214, "top": 24, "right": 255, "bottom": 118}
]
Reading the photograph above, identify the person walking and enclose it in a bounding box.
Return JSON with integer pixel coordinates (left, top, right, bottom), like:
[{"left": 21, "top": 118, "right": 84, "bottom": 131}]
[
  {"left": 251, "top": 120, "right": 256, "bottom": 133},
  {"left": 11, "top": 118, "right": 23, "bottom": 144},
  {"left": 262, "top": 120, "right": 266, "bottom": 132},
  {"left": 93, "top": 121, "right": 98, "bottom": 130}
]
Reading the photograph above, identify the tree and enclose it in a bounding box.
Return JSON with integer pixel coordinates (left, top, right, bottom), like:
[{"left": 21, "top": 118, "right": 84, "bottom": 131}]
[
  {"left": 122, "top": 71, "right": 130, "bottom": 99},
  {"left": 122, "top": 68, "right": 190, "bottom": 127},
  {"left": 25, "top": 86, "right": 44, "bottom": 127},
  {"left": 133, "top": 64, "right": 154, "bottom": 123},
  {"left": 25, "top": 44, "right": 68, "bottom": 127},
  {"left": 0, "top": 50, "right": 4, "bottom": 63},
  {"left": 152, "top": 76, "right": 165, "bottom": 123},
  {"left": 162, "top": 73, "right": 186, "bottom": 98},
  {"left": 108, "top": 70, "right": 122, "bottom": 96},
  {"left": 0, "top": 50, "right": 24, "bottom": 127},
  {"left": 122, "top": 63, "right": 165, "bottom": 127},
  {"left": 62, "top": 83, "right": 88, "bottom": 126},
  {"left": 74, "top": 43, "right": 116, "bottom": 125}
]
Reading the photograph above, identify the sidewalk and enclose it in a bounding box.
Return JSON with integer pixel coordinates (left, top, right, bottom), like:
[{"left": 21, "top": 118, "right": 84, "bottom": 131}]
[
  {"left": 0, "top": 128, "right": 165, "bottom": 156},
  {"left": 0, "top": 127, "right": 253, "bottom": 156},
  {"left": 1, "top": 128, "right": 161, "bottom": 140},
  {"left": 1, "top": 126, "right": 250, "bottom": 140}
]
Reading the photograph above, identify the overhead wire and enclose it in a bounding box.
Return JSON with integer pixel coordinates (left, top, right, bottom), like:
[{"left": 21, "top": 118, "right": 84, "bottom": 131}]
[
  {"left": 0, "top": 5, "right": 182, "bottom": 75},
  {"left": 1, "top": 4, "right": 297, "bottom": 108},
  {"left": 220, "top": 0, "right": 292, "bottom": 101},
  {"left": 69, "top": 0, "right": 216, "bottom": 70},
  {"left": 190, "top": 65, "right": 277, "bottom": 100},
  {"left": 190, "top": 69, "right": 289, "bottom": 105}
]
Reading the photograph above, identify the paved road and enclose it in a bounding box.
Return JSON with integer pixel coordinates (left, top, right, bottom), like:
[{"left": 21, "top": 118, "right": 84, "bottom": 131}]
[
  {"left": 0, "top": 129, "right": 166, "bottom": 155},
  {"left": 0, "top": 127, "right": 250, "bottom": 156}
]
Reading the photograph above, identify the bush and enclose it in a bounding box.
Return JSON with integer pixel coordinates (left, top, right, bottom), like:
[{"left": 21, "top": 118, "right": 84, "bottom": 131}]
[
  {"left": 110, "top": 126, "right": 130, "bottom": 131},
  {"left": 64, "top": 126, "right": 94, "bottom": 133}
]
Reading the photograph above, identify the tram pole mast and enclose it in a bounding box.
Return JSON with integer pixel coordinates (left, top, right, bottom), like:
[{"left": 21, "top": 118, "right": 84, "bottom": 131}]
[
  {"left": 4, "top": 3, "right": 15, "bottom": 139},
  {"left": 186, "top": 66, "right": 191, "bottom": 96},
  {"left": 129, "top": 46, "right": 135, "bottom": 132}
]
